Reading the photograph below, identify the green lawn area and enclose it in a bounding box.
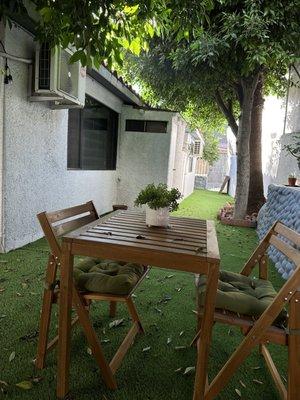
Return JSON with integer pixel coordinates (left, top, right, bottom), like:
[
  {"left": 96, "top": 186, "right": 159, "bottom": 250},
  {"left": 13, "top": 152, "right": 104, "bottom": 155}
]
[{"left": 0, "top": 189, "right": 286, "bottom": 399}]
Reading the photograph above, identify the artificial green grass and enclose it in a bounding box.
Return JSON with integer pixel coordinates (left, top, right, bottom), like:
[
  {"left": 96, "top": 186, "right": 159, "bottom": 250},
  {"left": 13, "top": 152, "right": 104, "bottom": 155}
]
[{"left": 0, "top": 189, "right": 286, "bottom": 399}]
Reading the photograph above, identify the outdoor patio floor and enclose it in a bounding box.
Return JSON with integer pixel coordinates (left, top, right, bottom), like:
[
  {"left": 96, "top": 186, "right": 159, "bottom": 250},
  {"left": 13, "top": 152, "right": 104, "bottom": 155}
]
[{"left": 0, "top": 189, "right": 286, "bottom": 399}]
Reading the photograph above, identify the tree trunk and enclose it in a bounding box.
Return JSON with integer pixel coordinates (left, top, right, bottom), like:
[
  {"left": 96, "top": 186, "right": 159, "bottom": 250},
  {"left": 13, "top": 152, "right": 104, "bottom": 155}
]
[
  {"left": 247, "top": 75, "right": 266, "bottom": 214},
  {"left": 233, "top": 74, "right": 259, "bottom": 219}
]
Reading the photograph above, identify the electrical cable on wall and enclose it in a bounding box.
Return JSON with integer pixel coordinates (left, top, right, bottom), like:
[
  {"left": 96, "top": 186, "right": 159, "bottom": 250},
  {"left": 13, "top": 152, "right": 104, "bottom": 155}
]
[
  {"left": 0, "top": 40, "right": 33, "bottom": 84},
  {"left": 4, "top": 59, "right": 12, "bottom": 84}
]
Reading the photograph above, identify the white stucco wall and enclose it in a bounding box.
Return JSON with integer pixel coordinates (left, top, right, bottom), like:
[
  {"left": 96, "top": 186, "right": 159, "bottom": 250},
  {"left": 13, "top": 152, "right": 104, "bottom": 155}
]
[
  {"left": 1, "top": 25, "right": 119, "bottom": 251},
  {"left": 166, "top": 115, "right": 179, "bottom": 188},
  {"left": 0, "top": 23, "right": 5, "bottom": 251},
  {"left": 116, "top": 106, "right": 174, "bottom": 207},
  {"left": 171, "top": 119, "right": 187, "bottom": 194},
  {"left": 169, "top": 119, "right": 198, "bottom": 198},
  {"left": 262, "top": 74, "right": 300, "bottom": 193},
  {"left": 183, "top": 170, "right": 195, "bottom": 197}
]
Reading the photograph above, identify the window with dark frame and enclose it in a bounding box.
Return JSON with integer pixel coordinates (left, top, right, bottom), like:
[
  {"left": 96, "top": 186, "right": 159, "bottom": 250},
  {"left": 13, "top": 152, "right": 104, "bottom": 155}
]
[
  {"left": 125, "top": 119, "right": 168, "bottom": 133},
  {"left": 67, "top": 95, "right": 118, "bottom": 170}
]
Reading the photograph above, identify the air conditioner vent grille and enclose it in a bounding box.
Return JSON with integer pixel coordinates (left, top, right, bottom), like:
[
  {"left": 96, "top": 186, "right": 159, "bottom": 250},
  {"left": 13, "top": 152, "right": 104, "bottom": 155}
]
[
  {"left": 38, "top": 43, "right": 51, "bottom": 90},
  {"left": 194, "top": 141, "right": 201, "bottom": 155}
]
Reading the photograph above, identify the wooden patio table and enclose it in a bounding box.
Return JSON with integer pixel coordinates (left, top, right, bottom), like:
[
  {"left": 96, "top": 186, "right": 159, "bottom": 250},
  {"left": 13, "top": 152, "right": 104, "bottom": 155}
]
[{"left": 57, "top": 210, "right": 220, "bottom": 400}]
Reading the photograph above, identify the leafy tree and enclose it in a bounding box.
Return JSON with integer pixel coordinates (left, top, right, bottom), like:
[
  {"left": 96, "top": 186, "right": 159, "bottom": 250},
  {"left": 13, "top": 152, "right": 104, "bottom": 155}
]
[
  {"left": 0, "top": 0, "right": 165, "bottom": 68},
  {"left": 284, "top": 134, "right": 300, "bottom": 169},
  {"left": 122, "top": 0, "right": 300, "bottom": 218}
]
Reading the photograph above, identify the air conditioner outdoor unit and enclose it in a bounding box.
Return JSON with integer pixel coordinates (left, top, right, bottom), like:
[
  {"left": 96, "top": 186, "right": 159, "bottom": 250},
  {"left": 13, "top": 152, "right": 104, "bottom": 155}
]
[
  {"left": 29, "top": 43, "right": 86, "bottom": 108},
  {"left": 193, "top": 140, "right": 203, "bottom": 156}
]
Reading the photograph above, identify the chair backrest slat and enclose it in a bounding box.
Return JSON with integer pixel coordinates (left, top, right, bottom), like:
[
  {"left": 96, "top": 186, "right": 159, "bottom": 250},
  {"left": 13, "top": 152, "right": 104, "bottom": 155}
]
[
  {"left": 241, "top": 221, "right": 300, "bottom": 276},
  {"left": 274, "top": 222, "right": 300, "bottom": 247},
  {"left": 269, "top": 234, "right": 300, "bottom": 266},
  {"left": 37, "top": 201, "right": 98, "bottom": 260},
  {"left": 53, "top": 213, "right": 96, "bottom": 237},
  {"left": 47, "top": 201, "right": 96, "bottom": 224}
]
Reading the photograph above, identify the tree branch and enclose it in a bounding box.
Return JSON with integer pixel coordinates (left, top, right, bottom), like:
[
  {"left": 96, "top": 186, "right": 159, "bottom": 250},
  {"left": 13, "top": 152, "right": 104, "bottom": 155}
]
[
  {"left": 214, "top": 90, "right": 238, "bottom": 136},
  {"left": 234, "top": 82, "right": 244, "bottom": 107}
]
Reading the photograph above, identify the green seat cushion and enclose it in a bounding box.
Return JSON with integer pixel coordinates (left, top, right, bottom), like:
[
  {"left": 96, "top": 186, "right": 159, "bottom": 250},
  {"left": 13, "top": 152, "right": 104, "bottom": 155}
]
[
  {"left": 198, "top": 270, "right": 286, "bottom": 323},
  {"left": 73, "top": 257, "right": 145, "bottom": 295}
]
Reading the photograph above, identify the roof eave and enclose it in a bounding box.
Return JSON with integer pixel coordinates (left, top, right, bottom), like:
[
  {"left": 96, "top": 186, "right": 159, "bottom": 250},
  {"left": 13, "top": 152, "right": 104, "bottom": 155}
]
[{"left": 87, "top": 66, "right": 146, "bottom": 107}]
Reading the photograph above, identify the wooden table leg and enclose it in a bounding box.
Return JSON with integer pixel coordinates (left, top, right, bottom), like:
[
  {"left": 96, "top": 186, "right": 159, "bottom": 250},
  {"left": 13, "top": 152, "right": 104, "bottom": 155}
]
[
  {"left": 193, "top": 263, "right": 219, "bottom": 400},
  {"left": 57, "top": 241, "right": 74, "bottom": 399}
]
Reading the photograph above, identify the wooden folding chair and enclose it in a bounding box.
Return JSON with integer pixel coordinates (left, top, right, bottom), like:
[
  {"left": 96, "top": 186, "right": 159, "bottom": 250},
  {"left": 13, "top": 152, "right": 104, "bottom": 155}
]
[
  {"left": 193, "top": 221, "right": 300, "bottom": 400},
  {"left": 35, "top": 201, "right": 148, "bottom": 389}
]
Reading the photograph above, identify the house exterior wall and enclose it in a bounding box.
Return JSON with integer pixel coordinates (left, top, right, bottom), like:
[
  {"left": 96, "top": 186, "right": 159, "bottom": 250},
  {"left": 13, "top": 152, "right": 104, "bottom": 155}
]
[
  {"left": 183, "top": 163, "right": 196, "bottom": 196},
  {"left": 0, "top": 24, "right": 198, "bottom": 252},
  {"left": 170, "top": 120, "right": 198, "bottom": 197},
  {"left": 166, "top": 115, "right": 179, "bottom": 188},
  {"left": 170, "top": 118, "right": 186, "bottom": 194},
  {"left": 1, "top": 24, "right": 119, "bottom": 251},
  {"left": 261, "top": 79, "right": 300, "bottom": 192},
  {"left": 116, "top": 106, "right": 174, "bottom": 207},
  {"left": 0, "top": 23, "right": 5, "bottom": 251}
]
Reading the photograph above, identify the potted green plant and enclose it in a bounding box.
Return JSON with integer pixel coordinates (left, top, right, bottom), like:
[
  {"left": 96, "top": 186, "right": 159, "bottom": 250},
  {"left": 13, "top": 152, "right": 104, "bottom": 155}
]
[
  {"left": 134, "top": 183, "right": 181, "bottom": 227},
  {"left": 288, "top": 172, "right": 297, "bottom": 187}
]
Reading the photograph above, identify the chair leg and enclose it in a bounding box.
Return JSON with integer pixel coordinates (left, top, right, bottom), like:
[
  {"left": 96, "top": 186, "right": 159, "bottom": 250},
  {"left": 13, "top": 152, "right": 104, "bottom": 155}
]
[
  {"left": 261, "top": 344, "right": 287, "bottom": 400},
  {"left": 287, "top": 291, "right": 300, "bottom": 400},
  {"left": 109, "top": 301, "right": 117, "bottom": 318},
  {"left": 126, "top": 297, "right": 144, "bottom": 333},
  {"left": 72, "top": 287, "right": 117, "bottom": 390},
  {"left": 36, "top": 256, "right": 57, "bottom": 369}
]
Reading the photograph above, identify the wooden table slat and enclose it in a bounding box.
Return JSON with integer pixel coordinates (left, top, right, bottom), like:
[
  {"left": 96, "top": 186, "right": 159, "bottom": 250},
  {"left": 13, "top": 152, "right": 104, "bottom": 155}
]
[
  {"left": 90, "top": 225, "right": 207, "bottom": 245},
  {"left": 117, "top": 210, "right": 208, "bottom": 225},
  {"left": 110, "top": 212, "right": 208, "bottom": 229},
  {"left": 103, "top": 219, "right": 208, "bottom": 235},
  {"left": 78, "top": 233, "right": 208, "bottom": 256},
  {"left": 85, "top": 228, "right": 207, "bottom": 252}
]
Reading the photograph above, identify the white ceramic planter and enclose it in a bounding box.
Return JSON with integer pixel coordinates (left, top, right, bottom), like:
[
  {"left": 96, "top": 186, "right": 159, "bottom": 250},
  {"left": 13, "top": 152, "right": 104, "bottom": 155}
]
[{"left": 146, "top": 206, "right": 170, "bottom": 227}]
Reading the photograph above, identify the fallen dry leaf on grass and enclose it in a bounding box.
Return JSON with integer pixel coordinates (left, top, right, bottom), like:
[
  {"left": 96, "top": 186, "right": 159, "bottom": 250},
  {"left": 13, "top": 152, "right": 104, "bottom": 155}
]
[
  {"left": 87, "top": 347, "right": 92, "bottom": 355},
  {"left": 9, "top": 351, "right": 15, "bottom": 362},
  {"left": 183, "top": 366, "right": 195, "bottom": 375},
  {"left": 109, "top": 319, "right": 124, "bottom": 328},
  {"left": 15, "top": 381, "right": 33, "bottom": 390},
  {"left": 239, "top": 380, "right": 246, "bottom": 388}
]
